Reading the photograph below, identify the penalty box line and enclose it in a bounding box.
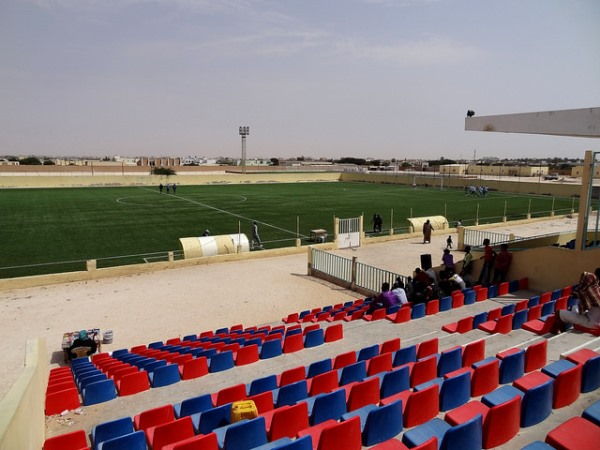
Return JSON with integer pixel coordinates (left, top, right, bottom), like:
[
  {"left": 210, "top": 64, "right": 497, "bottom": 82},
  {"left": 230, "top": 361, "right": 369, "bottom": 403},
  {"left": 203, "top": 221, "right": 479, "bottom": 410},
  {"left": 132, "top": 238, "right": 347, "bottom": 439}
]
[{"left": 139, "top": 187, "right": 304, "bottom": 238}]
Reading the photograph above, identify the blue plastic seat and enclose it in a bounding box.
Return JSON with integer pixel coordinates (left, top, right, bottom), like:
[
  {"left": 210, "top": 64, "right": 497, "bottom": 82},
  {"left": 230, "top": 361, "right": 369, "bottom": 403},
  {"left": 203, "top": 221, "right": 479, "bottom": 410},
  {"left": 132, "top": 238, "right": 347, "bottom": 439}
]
[
  {"left": 341, "top": 399, "right": 404, "bottom": 446},
  {"left": 551, "top": 289, "right": 562, "bottom": 300},
  {"left": 209, "top": 350, "right": 235, "bottom": 373},
  {"left": 144, "top": 359, "right": 167, "bottom": 373},
  {"left": 508, "top": 279, "right": 520, "bottom": 293},
  {"left": 357, "top": 344, "right": 380, "bottom": 362},
  {"left": 437, "top": 347, "right": 462, "bottom": 378},
  {"left": 92, "top": 417, "right": 134, "bottom": 450},
  {"left": 174, "top": 393, "right": 213, "bottom": 418},
  {"left": 83, "top": 379, "right": 117, "bottom": 406},
  {"left": 541, "top": 300, "right": 555, "bottom": 317},
  {"left": 379, "top": 366, "right": 410, "bottom": 399},
  {"left": 501, "top": 304, "right": 516, "bottom": 316},
  {"left": 274, "top": 379, "right": 308, "bottom": 408},
  {"left": 464, "top": 290, "right": 476, "bottom": 305},
  {"left": 148, "top": 340, "right": 164, "bottom": 349},
  {"left": 97, "top": 430, "right": 146, "bottom": 450},
  {"left": 402, "top": 414, "right": 483, "bottom": 450},
  {"left": 512, "top": 310, "right": 528, "bottom": 330},
  {"left": 214, "top": 416, "right": 268, "bottom": 450},
  {"left": 248, "top": 374, "right": 278, "bottom": 397},
  {"left": 392, "top": 345, "right": 417, "bottom": 367},
  {"left": 520, "top": 441, "right": 556, "bottom": 450},
  {"left": 518, "top": 376, "right": 553, "bottom": 427},
  {"left": 498, "top": 349, "right": 525, "bottom": 384},
  {"left": 306, "top": 358, "right": 333, "bottom": 379},
  {"left": 78, "top": 373, "right": 107, "bottom": 391},
  {"left": 582, "top": 399, "right": 600, "bottom": 426},
  {"left": 439, "top": 369, "right": 471, "bottom": 411},
  {"left": 191, "top": 403, "right": 232, "bottom": 435},
  {"left": 472, "top": 312, "right": 488, "bottom": 329},
  {"left": 487, "top": 284, "right": 498, "bottom": 298},
  {"left": 306, "top": 388, "right": 347, "bottom": 425},
  {"left": 411, "top": 303, "right": 426, "bottom": 319},
  {"left": 339, "top": 360, "right": 367, "bottom": 386},
  {"left": 148, "top": 363, "right": 180, "bottom": 387},
  {"left": 439, "top": 296, "right": 452, "bottom": 311},
  {"left": 528, "top": 296, "right": 540, "bottom": 308},
  {"left": 251, "top": 435, "right": 313, "bottom": 450},
  {"left": 111, "top": 348, "right": 129, "bottom": 358},
  {"left": 304, "top": 328, "right": 325, "bottom": 348},
  {"left": 259, "top": 339, "right": 283, "bottom": 359}
]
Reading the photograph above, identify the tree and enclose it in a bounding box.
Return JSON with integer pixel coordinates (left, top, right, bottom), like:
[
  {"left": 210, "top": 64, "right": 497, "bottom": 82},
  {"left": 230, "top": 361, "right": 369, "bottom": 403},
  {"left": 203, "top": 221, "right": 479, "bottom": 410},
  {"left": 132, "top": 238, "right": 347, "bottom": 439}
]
[
  {"left": 19, "top": 156, "right": 42, "bottom": 165},
  {"left": 152, "top": 167, "right": 176, "bottom": 175},
  {"left": 43, "top": 160, "right": 55, "bottom": 165}
]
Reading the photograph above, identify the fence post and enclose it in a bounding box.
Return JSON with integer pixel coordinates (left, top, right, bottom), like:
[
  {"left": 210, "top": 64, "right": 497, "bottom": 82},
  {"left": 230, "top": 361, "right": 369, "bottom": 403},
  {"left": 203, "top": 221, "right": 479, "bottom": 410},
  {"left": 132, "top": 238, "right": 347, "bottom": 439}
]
[
  {"left": 86, "top": 260, "right": 96, "bottom": 271},
  {"left": 307, "top": 246, "right": 313, "bottom": 275},
  {"left": 168, "top": 251, "right": 174, "bottom": 262},
  {"left": 351, "top": 256, "right": 357, "bottom": 290},
  {"left": 389, "top": 208, "right": 394, "bottom": 236},
  {"left": 503, "top": 201, "right": 507, "bottom": 222},
  {"left": 334, "top": 217, "right": 340, "bottom": 248},
  {"left": 457, "top": 226, "right": 465, "bottom": 251}
]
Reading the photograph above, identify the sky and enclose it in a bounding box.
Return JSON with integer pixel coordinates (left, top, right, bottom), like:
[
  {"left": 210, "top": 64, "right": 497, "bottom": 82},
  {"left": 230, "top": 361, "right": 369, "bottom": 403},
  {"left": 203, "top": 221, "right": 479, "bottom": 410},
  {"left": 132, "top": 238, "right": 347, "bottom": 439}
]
[{"left": 1, "top": 0, "right": 599, "bottom": 161}]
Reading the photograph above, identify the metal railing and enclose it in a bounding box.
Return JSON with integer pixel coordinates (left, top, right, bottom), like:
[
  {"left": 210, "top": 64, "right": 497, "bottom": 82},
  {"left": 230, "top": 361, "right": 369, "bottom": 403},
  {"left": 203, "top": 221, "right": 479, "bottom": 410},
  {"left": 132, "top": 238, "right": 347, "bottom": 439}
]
[
  {"left": 463, "top": 228, "right": 522, "bottom": 247},
  {"left": 310, "top": 247, "right": 408, "bottom": 295}
]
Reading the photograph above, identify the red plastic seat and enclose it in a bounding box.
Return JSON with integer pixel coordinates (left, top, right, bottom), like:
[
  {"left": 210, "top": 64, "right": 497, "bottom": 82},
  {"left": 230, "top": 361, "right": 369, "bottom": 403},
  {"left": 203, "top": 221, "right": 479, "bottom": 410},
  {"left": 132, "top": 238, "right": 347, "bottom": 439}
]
[
  {"left": 235, "top": 344, "right": 259, "bottom": 366},
  {"left": 522, "top": 316, "right": 556, "bottom": 335},
  {"left": 146, "top": 416, "right": 195, "bottom": 450},
  {"left": 524, "top": 340, "right": 547, "bottom": 372},
  {"left": 382, "top": 383, "right": 439, "bottom": 428},
  {"left": 46, "top": 380, "right": 75, "bottom": 395},
  {"left": 134, "top": 404, "right": 175, "bottom": 433},
  {"left": 333, "top": 351, "right": 357, "bottom": 370},
  {"left": 380, "top": 338, "right": 401, "bottom": 354},
  {"left": 267, "top": 402, "right": 309, "bottom": 441},
  {"left": 297, "top": 415, "right": 362, "bottom": 450},
  {"left": 117, "top": 370, "right": 150, "bottom": 396},
  {"left": 347, "top": 376, "right": 380, "bottom": 411},
  {"left": 43, "top": 429, "right": 89, "bottom": 450},
  {"left": 445, "top": 394, "right": 521, "bottom": 449},
  {"left": 476, "top": 287, "right": 488, "bottom": 302},
  {"left": 179, "top": 356, "right": 209, "bottom": 380},
  {"left": 410, "top": 355, "right": 437, "bottom": 387},
  {"left": 283, "top": 333, "right": 304, "bottom": 353},
  {"left": 162, "top": 432, "right": 218, "bottom": 450},
  {"left": 417, "top": 338, "right": 438, "bottom": 359},
  {"left": 282, "top": 312, "right": 299, "bottom": 323},
  {"left": 462, "top": 340, "right": 485, "bottom": 368},
  {"left": 498, "top": 282, "right": 509, "bottom": 296},
  {"left": 324, "top": 323, "right": 343, "bottom": 342},
  {"left": 451, "top": 292, "right": 464, "bottom": 308},
  {"left": 486, "top": 308, "right": 502, "bottom": 321},
  {"left": 344, "top": 309, "right": 366, "bottom": 322},
  {"left": 386, "top": 307, "right": 411, "bottom": 323},
  {"left": 363, "top": 308, "right": 387, "bottom": 321},
  {"left": 371, "top": 437, "right": 437, "bottom": 450},
  {"left": 45, "top": 387, "right": 81, "bottom": 416},
  {"left": 308, "top": 370, "right": 339, "bottom": 396},
  {"left": 368, "top": 352, "right": 393, "bottom": 377},
  {"left": 278, "top": 366, "right": 306, "bottom": 387},
  {"left": 477, "top": 314, "right": 513, "bottom": 334},
  {"left": 471, "top": 358, "right": 499, "bottom": 397},
  {"left": 426, "top": 299, "right": 439, "bottom": 315},
  {"left": 527, "top": 305, "right": 542, "bottom": 321},
  {"left": 248, "top": 390, "right": 274, "bottom": 415},
  {"left": 545, "top": 416, "right": 600, "bottom": 450},
  {"left": 326, "top": 311, "right": 347, "bottom": 322},
  {"left": 212, "top": 383, "right": 247, "bottom": 407}
]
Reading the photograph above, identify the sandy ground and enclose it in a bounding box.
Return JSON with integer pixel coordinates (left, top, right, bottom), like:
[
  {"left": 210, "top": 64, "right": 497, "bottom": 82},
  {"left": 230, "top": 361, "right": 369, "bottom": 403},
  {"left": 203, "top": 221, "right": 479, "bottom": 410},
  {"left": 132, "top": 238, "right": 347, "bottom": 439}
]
[{"left": 0, "top": 215, "right": 581, "bottom": 405}]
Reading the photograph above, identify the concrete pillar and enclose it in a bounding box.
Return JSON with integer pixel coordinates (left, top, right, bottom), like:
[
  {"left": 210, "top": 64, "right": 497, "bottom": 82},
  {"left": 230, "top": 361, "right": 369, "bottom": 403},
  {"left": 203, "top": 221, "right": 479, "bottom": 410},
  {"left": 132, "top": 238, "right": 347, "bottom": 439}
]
[
  {"left": 86, "top": 260, "right": 96, "bottom": 271},
  {"left": 296, "top": 238, "right": 301, "bottom": 247},
  {"left": 168, "top": 251, "right": 174, "bottom": 262}
]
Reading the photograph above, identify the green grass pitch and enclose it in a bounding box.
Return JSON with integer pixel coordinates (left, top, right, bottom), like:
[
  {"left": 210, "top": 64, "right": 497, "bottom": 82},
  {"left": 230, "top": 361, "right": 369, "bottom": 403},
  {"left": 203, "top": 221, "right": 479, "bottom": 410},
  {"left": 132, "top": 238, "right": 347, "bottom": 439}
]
[{"left": 0, "top": 182, "right": 577, "bottom": 278}]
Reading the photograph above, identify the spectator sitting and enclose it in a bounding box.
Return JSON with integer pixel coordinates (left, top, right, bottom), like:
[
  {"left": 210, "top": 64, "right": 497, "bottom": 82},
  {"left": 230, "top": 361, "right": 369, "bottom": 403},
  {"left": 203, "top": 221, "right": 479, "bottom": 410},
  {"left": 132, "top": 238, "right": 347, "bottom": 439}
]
[
  {"left": 368, "top": 282, "right": 398, "bottom": 313},
  {"left": 551, "top": 271, "right": 600, "bottom": 334},
  {"left": 69, "top": 330, "right": 97, "bottom": 360},
  {"left": 391, "top": 280, "right": 409, "bottom": 305}
]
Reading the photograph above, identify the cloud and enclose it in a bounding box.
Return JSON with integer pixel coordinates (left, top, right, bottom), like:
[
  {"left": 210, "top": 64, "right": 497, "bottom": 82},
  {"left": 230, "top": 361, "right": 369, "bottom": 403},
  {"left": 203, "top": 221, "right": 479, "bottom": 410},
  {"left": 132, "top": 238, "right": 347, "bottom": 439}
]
[{"left": 334, "top": 35, "right": 483, "bottom": 65}]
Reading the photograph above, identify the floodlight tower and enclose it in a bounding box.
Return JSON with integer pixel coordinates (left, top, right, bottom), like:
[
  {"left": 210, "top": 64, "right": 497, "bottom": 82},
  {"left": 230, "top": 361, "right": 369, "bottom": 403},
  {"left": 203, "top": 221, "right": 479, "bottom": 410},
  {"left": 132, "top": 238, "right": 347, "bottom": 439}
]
[{"left": 239, "top": 126, "right": 249, "bottom": 174}]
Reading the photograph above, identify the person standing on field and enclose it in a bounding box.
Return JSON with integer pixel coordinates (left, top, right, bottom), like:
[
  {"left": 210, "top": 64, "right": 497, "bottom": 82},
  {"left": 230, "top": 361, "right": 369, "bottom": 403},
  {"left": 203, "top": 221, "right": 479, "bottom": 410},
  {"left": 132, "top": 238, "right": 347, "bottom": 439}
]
[
  {"left": 422, "top": 219, "right": 434, "bottom": 244},
  {"left": 252, "top": 221, "right": 262, "bottom": 249}
]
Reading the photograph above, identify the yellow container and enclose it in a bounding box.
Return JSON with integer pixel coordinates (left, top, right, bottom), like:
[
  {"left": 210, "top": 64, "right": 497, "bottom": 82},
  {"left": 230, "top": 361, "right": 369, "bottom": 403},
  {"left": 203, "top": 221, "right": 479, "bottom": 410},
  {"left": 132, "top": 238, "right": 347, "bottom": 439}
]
[{"left": 231, "top": 400, "right": 258, "bottom": 423}]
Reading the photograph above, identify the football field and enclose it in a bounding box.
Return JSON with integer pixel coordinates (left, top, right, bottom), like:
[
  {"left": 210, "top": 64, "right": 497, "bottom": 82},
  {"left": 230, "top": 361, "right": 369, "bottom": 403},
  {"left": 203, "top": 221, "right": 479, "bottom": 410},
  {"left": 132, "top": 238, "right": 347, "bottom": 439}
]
[{"left": 0, "top": 182, "right": 577, "bottom": 278}]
